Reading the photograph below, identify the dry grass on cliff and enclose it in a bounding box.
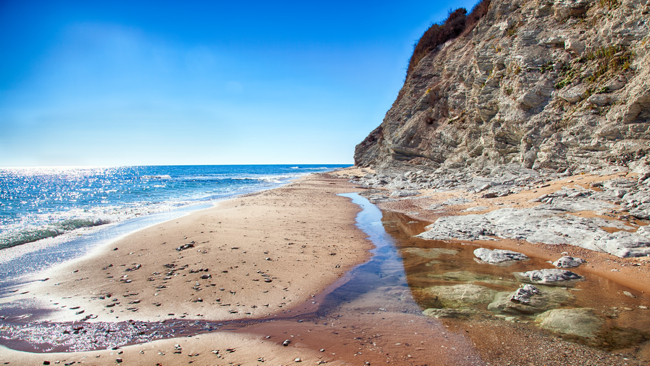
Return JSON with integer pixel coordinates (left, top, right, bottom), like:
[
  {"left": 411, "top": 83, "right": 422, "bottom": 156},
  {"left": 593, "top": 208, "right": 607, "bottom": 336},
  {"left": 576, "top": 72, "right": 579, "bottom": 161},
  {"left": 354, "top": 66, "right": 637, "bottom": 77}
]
[{"left": 407, "top": 0, "right": 491, "bottom": 75}]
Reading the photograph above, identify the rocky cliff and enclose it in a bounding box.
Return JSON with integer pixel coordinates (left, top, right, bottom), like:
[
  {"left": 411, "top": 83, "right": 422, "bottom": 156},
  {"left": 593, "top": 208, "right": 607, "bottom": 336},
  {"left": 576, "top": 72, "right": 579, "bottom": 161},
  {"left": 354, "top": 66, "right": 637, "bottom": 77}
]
[{"left": 355, "top": 0, "right": 650, "bottom": 173}]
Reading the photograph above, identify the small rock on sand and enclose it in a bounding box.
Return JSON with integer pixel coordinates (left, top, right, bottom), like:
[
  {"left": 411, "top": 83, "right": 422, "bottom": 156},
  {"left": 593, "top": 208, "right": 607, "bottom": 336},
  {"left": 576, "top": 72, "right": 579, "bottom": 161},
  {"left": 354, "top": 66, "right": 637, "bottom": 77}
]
[
  {"left": 553, "top": 256, "right": 585, "bottom": 268},
  {"left": 390, "top": 190, "right": 420, "bottom": 198}
]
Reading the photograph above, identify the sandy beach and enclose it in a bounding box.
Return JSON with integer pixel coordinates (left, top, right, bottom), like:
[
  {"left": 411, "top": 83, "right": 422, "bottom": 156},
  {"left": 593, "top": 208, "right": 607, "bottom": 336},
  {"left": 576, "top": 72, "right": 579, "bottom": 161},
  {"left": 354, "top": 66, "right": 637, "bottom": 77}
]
[
  {"left": 5, "top": 174, "right": 372, "bottom": 323},
  {"left": 1, "top": 171, "right": 649, "bottom": 365}
]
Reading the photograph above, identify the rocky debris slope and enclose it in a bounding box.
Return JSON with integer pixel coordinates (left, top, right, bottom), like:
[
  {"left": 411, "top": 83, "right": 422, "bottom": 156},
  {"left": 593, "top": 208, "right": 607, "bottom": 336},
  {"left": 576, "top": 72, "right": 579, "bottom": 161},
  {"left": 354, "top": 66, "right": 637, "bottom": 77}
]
[{"left": 355, "top": 0, "right": 650, "bottom": 173}]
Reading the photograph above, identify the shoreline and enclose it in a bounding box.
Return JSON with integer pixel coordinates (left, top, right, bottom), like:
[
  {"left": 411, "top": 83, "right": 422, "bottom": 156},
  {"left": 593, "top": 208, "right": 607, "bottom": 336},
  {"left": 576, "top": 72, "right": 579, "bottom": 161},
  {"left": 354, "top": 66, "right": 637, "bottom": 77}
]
[
  {"left": 1, "top": 170, "right": 649, "bottom": 365},
  {"left": 2, "top": 173, "right": 372, "bottom": 324}
]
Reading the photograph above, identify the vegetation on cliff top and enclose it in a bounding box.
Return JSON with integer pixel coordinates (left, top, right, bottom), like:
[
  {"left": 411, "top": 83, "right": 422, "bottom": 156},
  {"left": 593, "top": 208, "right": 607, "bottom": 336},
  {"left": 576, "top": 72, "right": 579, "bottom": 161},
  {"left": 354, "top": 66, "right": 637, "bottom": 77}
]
[{"left": 407, "top": 0, "right": 491, "bottom": 75}]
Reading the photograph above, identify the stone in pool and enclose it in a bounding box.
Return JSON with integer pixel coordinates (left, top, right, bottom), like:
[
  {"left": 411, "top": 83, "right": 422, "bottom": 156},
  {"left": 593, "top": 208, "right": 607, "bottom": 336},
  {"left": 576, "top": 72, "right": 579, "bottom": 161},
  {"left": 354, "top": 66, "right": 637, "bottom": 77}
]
[
  {"left": 536, "top": 308, "right": 604, "bottom": 338},
  {"left": 514, "top": 269, "right": 583, "bottom": 286},
  {"left": 488, "top": 286, "right": 574, "bottom": 315},
  {"left": 427, "top": 271, "right": 516, "bottom": 286},
  {"left": 401, "top": 247, "right": 458, "bottom": 259},
  {"left": 474, "top": 248, "right": 528, "bottom": 265},
  {"left": 421, "top": 284, "right": 497, "bottom": 308}
]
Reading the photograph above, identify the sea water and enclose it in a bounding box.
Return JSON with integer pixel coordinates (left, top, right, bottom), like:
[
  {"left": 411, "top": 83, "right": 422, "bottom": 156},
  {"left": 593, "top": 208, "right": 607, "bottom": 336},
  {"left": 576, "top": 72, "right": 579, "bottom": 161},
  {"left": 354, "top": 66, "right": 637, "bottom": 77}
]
[{"left": 0, "top": 165, "right": 347, "bottom": 285}]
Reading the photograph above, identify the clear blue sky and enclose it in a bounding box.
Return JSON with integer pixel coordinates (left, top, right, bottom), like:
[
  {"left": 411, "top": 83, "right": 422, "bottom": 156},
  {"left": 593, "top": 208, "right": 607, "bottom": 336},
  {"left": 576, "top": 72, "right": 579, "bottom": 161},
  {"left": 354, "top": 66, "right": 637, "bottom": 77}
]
[{"left": 0, "top": 0, "right": 477, "bottom": 167}]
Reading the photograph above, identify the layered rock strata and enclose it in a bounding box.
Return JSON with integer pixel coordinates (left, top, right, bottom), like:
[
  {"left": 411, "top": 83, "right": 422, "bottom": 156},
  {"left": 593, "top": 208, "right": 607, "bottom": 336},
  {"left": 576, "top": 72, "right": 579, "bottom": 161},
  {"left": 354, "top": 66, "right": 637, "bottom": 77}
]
[{"left": 355, "top": 0, "right": 650, "bottom": 173}]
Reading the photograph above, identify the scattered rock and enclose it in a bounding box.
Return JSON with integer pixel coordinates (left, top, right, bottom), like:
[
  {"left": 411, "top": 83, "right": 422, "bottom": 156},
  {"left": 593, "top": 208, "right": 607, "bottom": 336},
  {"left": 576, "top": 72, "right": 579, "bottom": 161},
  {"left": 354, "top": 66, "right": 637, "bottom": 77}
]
[
  {"left": 176, "top": 242, "right": 195, "bottom": 251},
  {"left": 515, "top": 269, "right": 583, "bottom": 285},
  {"left": 623, "top": 291, "right": 636, "bottom": 298},
  {"left": 390, "top": 190, "right": 420, "bottom": 198},
  {"left": 510, "top": 284, "right": 540, "bottom": 304},
  {"left": 474, "top": 248, "right": 528, "bottom": 265},
  {"left": 553, "top": 256, "right": 585, "bottom": 268},
  {"left": 488, "top": 286, "right": 573, "bottom": 315}
]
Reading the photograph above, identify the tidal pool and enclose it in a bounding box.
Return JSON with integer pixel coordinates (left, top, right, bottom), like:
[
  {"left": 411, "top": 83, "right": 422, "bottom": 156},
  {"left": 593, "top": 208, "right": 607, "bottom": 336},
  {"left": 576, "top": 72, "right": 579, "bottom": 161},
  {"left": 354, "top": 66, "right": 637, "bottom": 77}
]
[{"left": 383, "top": 211, "right": 650, "bottom": 353}]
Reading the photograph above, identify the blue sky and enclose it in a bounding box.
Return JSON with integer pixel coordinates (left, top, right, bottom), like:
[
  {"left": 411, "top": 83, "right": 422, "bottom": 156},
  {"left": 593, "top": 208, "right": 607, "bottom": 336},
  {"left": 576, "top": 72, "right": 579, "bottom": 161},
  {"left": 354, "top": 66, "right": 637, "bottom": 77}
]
[{"left": 0, "top": 0, "right": 477, "bottom": 167}]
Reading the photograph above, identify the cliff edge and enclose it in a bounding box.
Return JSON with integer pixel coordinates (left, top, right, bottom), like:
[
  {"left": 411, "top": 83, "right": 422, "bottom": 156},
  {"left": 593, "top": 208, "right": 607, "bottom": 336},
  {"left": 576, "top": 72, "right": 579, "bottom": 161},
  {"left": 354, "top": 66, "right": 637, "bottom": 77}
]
[{"left": 356, "top": 0, "right": 650, "bottom": 173}]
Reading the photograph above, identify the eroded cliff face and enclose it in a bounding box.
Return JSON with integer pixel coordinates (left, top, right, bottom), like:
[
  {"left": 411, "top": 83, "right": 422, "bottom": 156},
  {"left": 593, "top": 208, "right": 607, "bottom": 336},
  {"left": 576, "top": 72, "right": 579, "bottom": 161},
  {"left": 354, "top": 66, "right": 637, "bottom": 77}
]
[{"left": 356, "top": 0, "right": 650, "bottom": 173}]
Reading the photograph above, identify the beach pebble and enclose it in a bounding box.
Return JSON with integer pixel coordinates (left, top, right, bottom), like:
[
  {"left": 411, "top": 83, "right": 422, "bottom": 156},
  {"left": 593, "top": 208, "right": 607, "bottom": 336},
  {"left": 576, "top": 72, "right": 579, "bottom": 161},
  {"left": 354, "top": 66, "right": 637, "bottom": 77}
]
[{"left": 282, "top": 339, "right": 291, "bottom": 346}]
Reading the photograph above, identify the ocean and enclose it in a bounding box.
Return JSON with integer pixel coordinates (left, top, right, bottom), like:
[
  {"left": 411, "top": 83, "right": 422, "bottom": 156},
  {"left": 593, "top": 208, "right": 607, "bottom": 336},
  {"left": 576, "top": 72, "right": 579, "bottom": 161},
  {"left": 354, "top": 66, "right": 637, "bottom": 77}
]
[{"left": 0, "top": 165, "right": 348, "bottom": 285}]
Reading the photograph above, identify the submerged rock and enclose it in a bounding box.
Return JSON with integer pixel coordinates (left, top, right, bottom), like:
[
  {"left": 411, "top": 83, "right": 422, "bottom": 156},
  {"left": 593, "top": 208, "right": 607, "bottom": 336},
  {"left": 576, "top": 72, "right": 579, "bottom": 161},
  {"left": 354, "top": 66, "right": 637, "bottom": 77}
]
[
  {"left": 427, "top": 270, "right": 514, "bottom": 286},
  {"left": 536, "top": 308, "right": 604, "bottom": 338},
  {"left": 422, "top": 284, "right": 497, "bottom": 308},
  {"left": 474, "top": 248, "right": 528, "bottom": 265},
  {"left": 422, "top": 308, "right": 477, "bottom": 319},
  {"left": 401, "top": 247, "right": 458, "bottom": 259},
  {"left": 488, "top": 285, "right": 573, "bottom": 316},
  {"left": 553, "top": 256, "right": 585, "bottom": 268},
  {"left": 515, "top": 269, "right": 583, "bottom": 286}
]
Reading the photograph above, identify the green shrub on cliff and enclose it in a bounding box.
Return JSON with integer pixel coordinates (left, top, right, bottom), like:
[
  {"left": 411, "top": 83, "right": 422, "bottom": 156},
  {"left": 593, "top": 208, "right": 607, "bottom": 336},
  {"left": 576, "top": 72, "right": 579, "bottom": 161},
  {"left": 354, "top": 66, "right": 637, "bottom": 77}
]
[{"left": 407, "top": 0, "right": 491, "bottom": 75}]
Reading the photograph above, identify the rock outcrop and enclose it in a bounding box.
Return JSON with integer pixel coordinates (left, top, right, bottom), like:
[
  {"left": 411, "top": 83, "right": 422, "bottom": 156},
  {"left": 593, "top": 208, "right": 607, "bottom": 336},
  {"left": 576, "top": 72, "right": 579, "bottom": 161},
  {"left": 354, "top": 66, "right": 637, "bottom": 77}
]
[{"left": 355, "top": 0, "right": 650, "bottom": 173}]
